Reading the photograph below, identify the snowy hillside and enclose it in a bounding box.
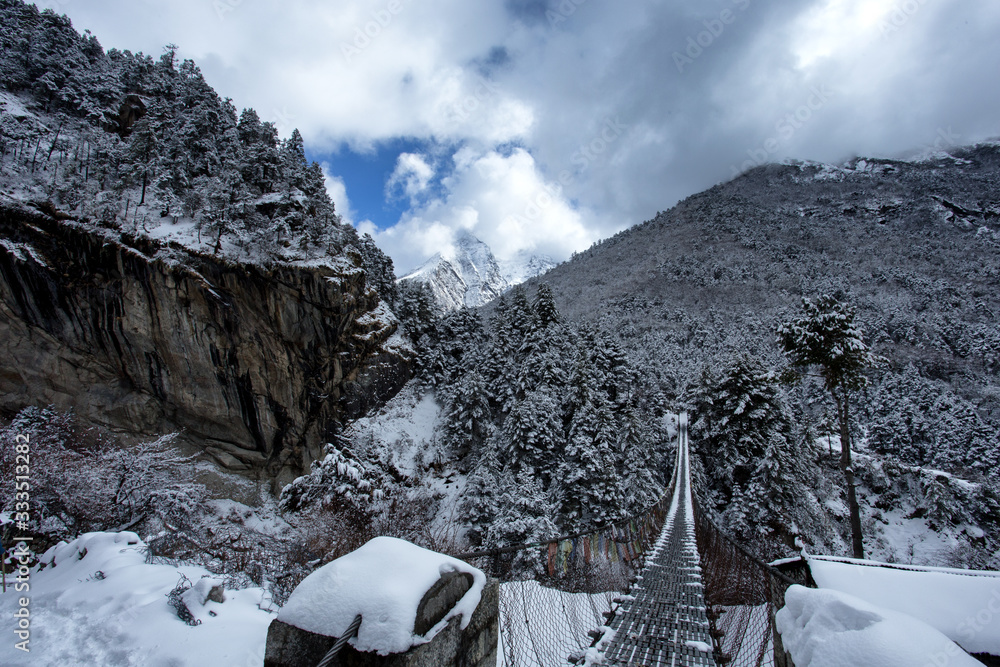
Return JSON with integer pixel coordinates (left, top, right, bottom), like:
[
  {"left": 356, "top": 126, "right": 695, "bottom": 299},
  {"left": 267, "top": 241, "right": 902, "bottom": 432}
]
[
  {"left": 506, "top": 144, "right": 1000, "bottom": 566},
  {"left": 0, "top": 4, "right": 396, "bottom": 299},
  {"left": 0, "top": 532, "right": 275, "bottom": 666},
  {"left": 499, "top": 249, "right": 557, "bottom": 287}
]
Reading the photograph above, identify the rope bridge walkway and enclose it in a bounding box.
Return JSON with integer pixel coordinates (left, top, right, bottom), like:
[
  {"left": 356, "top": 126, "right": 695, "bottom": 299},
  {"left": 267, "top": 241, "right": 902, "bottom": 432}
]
[
  {"left": 597, "top": 413, "right": 716, "bottom": 666},
  {"left": 456, "top": 413, "right": 799, "bottom": 667}
]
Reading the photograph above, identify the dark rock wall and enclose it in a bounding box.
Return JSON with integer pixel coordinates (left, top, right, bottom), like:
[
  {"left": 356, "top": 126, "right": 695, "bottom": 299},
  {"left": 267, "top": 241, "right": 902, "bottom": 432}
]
[{"left": 0, "top": 199, "right": 412, "bottom": 484}]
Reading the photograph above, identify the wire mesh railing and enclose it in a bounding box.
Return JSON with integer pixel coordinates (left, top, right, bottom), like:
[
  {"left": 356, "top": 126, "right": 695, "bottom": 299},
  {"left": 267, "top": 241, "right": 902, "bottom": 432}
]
[
  {"left": 693, "top": 496, "right": 802, "bottom": 667},
  {"left": 453, "top": 482, "right": 676, "bottom": 666}
]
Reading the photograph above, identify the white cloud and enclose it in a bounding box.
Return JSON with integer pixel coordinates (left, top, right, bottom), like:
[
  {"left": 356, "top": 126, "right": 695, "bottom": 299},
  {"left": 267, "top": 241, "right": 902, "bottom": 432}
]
[
  {"left": 789, "top": 0, "right": 900, "bottom": 69},
  {"left": 367, "top": 147, "right": 600, "bottom": 274},
  {"left": 321, "top": 164, "right": 355, "bottom": 225},
  {"left": 387, "top": 153, "right": 435, "bottom": 203}
]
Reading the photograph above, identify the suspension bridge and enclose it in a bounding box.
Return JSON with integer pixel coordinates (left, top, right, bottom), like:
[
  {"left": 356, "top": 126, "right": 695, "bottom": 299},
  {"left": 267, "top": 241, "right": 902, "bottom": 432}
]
[
  {"left": 597, "top": 413, "right": 717, "bottom": 665},
  {"left": 460, "top": 413, "right": 801, "bottom": 667}
]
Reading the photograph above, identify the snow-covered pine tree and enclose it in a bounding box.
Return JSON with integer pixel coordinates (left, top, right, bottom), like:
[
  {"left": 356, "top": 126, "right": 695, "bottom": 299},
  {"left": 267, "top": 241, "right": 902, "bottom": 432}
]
[
  {"left": 585, "top": 327, "right": 634, "bottom": 408},
  {"left": 931, "top": 393, "right": 998, "bottom": 473},
  {"left": 440, "top": 370, "right": 493, "bottom": 458},
  {"left": 779, "top": 294, "right": 879, "bottom": 558},
  {"left": 730, "top": 430, "right": 800, "bottom": 541},
  {"left": 436, "top": 308, "right": 486, "bottom": 379},
  {"left": 618, "top": 406, "right": 661, "bottom": 512},
  {"left": 498, "top": 388, "right": 564, "bottom": 482},
  {"left": 460, "top": 447, "right": 502, "bottom": 547},
  {"left": 868, "top": 364, "right": 936, "bottom": 464},
  {"left": 516, "top": 319, "right": 570, "bottom": 398},
  {"left": 395, "top": 280, "right": 439, "bottom": 348},
  {"left": 489, "top": 468, "right": 557, "bottom": 571},
  {"left": 236, "top": 108, "right": 281, "bottom": 195},
  {"left": 482, "top": 295, "right": 519, "bottom": 413},
  {"left": 506, "top": 285, "right": 536, "bottom": 357},
  {"left": 557, "top": 376, "right": 626, "bottom": 532},
  {"left": 922, "top": 475, "right": 959, "bottom": 531},
  {"left": 532, "top": 282, "right": 560, "bottom": 330},
  {"left": 688, "top": 354, "right": 791, "bottom": 507}
]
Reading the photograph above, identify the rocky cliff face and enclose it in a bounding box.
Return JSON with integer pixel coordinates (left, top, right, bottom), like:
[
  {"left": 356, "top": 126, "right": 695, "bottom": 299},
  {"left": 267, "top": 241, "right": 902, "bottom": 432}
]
[{"left": 0, "top": 197, "right": 413, "bottom": 485}]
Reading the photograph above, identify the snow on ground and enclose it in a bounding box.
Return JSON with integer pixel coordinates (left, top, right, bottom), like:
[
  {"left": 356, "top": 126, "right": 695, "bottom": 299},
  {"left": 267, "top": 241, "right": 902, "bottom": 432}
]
[
  {"left": 278, "top": 536, "right": 485, "bottom": 655},
  {"left": 870, "top": 506, "right": 966, "bottom": 565},
  {"left": 808, "top": 555, "right": 1000, "bottom": 656},
  {"left": 145, "top": 216, "right": 204, "bottom": 247},
  {"left": 777, "top": 585, "right": 982, "bottom": 667},
  {"left": 806, "top": 436, "right": 982, "bottom": 566},
  {"left": 343, "top": 380, "right": 470, "bottom": 524},
  {"left": 204, "top": 498, "right": 293, "bottom": 538},
  {"left": 345, "top": 381, "right": 442, "bottom": 479},
  {"left": 0, "top": 90, "right": 37, "bottom": 120},
  {"left": 0, "top": 532, "right": 275, "bottom": 667}
]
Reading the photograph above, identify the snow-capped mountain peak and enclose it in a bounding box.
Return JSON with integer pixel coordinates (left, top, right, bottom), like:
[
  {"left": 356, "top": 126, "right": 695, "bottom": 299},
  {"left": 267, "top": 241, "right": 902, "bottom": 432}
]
[
  {"left": 400, "top": 233, "right": 556, "bottom": 312},
  {"left": 500, "top": 250, "right": 557, "bottom": 286}
]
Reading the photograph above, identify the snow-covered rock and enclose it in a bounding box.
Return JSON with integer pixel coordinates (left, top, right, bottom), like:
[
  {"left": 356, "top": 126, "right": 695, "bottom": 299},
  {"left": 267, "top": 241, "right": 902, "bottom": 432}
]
[
  {"left": 776, "top": 585, "right": 982, "bottom": 667},
  {"left": 274, "top": 536, "right": 486, "bottom": 655},
  {"left": 0, "top": 197, "right": 413, "bottom": 485},
  {"left": 807, "top": 555, "right": 1000, "bottom": 656}
]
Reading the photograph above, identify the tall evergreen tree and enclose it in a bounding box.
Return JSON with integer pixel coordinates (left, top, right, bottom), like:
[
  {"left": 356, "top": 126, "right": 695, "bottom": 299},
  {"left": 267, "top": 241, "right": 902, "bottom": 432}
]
[
  {"left": 440, "top": 370, "right": 493, "bottom": 458},
  {"left": 687, "top": 354, "right": 792, "bottom": 510},
  {"left": 499, "top": 388, "right": 564, "bottom": 482},
  {"left": 557, "top": 382, "right": 625, "bottom": 531},
  {"left": 532, "top": 283, "right": 560, "bottom": 330},
  {"left": 460, "top": 447, "right": 502, "bottom": 547},
  {"left": 779, "top": 295, "right": 879, "bottom": 558},
  {"left": 489, "top": 468, "right": 557, "bottom": 564},
  {"left": 618, "top": 407, "right": 661, "bottom": 511}
]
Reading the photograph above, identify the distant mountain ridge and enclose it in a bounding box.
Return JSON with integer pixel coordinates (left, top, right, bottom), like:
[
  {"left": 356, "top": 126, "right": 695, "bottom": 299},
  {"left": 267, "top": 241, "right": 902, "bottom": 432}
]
[{"left": 400, "top": 232, "right": 556, "bottom": 312}]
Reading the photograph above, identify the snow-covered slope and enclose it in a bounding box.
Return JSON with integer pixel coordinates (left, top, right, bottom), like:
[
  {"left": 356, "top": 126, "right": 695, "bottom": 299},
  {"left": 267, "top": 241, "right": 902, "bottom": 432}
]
[
  {"left": 499, "top": 250, "right": 557, "bottom": 286},
  {"left": 0, "top": 532, "right": 275, "bottom": 666},
  {"left": 400, "top": 233, "right": 555, "bottom": 312},
  {"left": 777, "top": 585, "right": 984, "bottom": 667}
]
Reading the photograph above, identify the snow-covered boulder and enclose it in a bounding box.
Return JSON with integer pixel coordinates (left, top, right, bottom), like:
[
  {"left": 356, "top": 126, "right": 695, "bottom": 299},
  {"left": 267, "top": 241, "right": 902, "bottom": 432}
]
[
  {"left": 776, "top": 585, "right": 983, "bottom": 667},
  {"left": 265, "top": 537, "right": 496, "bottom": 666},
  {"left": 805, "top": 556, "right": 1000, "bottom": 657},
  {"left": 181, "top": 577, "right": 226, "bottom": 608}
]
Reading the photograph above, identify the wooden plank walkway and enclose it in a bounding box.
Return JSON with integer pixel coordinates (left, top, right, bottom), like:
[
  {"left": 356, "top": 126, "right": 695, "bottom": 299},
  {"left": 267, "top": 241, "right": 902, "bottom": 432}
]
[{"left": 600, "top": 415, "right": 717, "bottom": 666}]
